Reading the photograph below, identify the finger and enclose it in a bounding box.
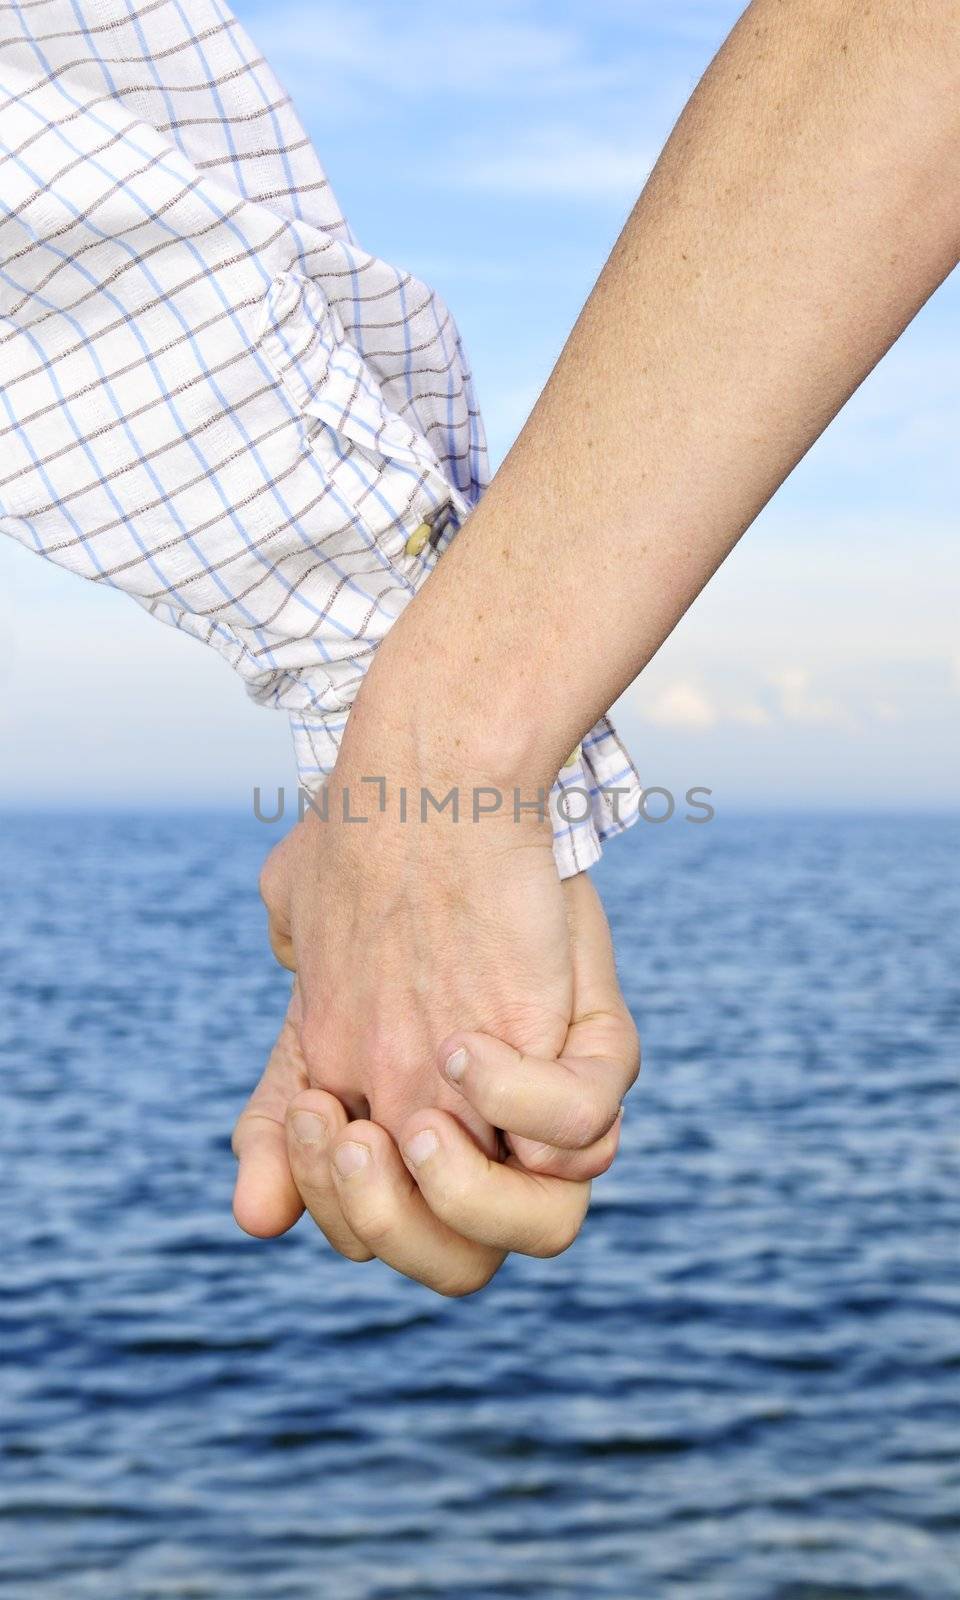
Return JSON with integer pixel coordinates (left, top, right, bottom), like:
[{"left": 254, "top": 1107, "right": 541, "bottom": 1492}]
[
  {"left": 437, "top": 1026, "right": 634, "bottom": 1151},
  {"left": 508, "top": 878, "right": 639, "bottom": 1170},
  {"left": 329, "top": 1120, "right": 504, "bottom": 1296},
  {"left": 563, "top": 870, "right": 625, "bottom": 1016},
  {"left": 438, "top": 873, "right": 639, "bottom": 1161},
  {"left": 286, "top": 1090, "right": 374, "bottom": 1263},
  {"left": 503, "top": 1104, "right": 624, "bottom": 1181},
  {"left": 505, "top": 1002, "right": 636, "bottom": 1172},
  {"left": 233, "top": 1113, "right": 304, "bottom": 1238},
  {"left": 232, "top": 999, "right": 309, "bottom": 1238},
  {"left": 400, "top": 1111, "right": 591, "bottom": 1257}
]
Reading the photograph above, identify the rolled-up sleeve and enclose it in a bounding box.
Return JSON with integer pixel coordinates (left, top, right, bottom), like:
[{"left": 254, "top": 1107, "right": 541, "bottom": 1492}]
[{"left": 0, "top": 0, "right": 640, "bottom": 876}]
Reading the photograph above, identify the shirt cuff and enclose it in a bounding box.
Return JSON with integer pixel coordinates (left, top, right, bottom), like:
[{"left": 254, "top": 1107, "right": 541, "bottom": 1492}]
[{"left": 289, "top": 707, "right": 641, "bottom": 880}]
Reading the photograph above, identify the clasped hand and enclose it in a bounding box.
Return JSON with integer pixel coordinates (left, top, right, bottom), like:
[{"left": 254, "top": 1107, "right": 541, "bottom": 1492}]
[{"left": 232, "top": 747, "right": 639, "bottom": 1295}]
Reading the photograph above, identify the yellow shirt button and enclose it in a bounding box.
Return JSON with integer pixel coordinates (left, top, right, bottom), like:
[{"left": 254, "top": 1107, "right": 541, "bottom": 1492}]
[{"left": 404, "top": 521, "right": 432, "bottom": 557}]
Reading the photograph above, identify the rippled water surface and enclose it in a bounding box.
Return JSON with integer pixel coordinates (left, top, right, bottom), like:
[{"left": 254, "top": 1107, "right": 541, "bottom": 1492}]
[{"left": 1, "top": 812, "right": 958, "bottom": 1599}]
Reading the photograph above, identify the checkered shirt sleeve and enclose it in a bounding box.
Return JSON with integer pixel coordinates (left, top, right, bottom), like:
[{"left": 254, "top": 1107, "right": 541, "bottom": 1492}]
[{"left": 0, "top": 0, "right": 640, "bottom": 874}]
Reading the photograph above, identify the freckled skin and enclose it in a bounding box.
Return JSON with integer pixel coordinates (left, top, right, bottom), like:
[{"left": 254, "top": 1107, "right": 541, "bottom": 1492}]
[{"left": 358, "top": 0, "right": 958, "bottom": 791}]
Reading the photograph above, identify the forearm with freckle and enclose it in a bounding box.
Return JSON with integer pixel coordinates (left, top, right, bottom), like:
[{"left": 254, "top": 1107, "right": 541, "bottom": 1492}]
[{"left": 365, "top": 0, "right": 960, "bottom": 787}]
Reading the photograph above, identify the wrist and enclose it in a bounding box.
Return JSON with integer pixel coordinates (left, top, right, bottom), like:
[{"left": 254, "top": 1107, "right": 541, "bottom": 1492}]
[
  {"left": 334, "top": 656, "right": 556, "bottom": 845},
  {"left": 351, "top": 611, "right": 569, "bottom": 799},
  {"left": 350, "top": 673, "right": 551, "bottom": 804}
]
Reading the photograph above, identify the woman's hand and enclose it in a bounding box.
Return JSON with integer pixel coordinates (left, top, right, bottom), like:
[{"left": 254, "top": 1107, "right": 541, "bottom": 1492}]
[{"left": 232, "top": 872, "right": 639, "bottom": 1295}]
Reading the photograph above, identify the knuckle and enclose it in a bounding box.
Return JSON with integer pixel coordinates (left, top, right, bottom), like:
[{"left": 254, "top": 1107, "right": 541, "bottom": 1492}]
[
  {"left": 478, "top": 1071, "right": 514, "bottom": 1126},
  {"left": 579, "top": 1141, "right": 618, "bottom": 1180},
  {"left": 530, "top": 1206, "right": 586, "bottom": 1259},
  {"left": 559, "top": 1086, "right": 613, "bottom": 1150},
  {"left": 623, "top": 1017, "right": 642, "bottom": 1087},
  {"left": 334, "top": 1241, "right": 375, "bottom": 1264},
  {"left": 349, "top": 1202, "right": 398, "bottom": 1250},
  {"left": 230, "top": 1112, "right": 251, "bottom": 1160},
  {"left": 426, "top": 1170, "right": 474, "bottom": 1232},
  {"left": 514, "top": 1140, "right": 560, "bottom": 1173},
  {"left": 298, "top": 1011, "right": 336, "bottom": 1077},
  {"left": 435, "top": 1260, "right": 502, "bottom": 1298},
  {"left": 268, "top": 929, "right": 296, "bottom": 972}
]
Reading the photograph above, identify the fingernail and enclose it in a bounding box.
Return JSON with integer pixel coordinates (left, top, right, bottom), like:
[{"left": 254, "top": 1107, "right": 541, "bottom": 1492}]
[
  {"left": 404, "top": 1129, "right": 440, "bottom": 1167},
  {"left": 333, "top": 1141, "right": 370, "bottom": 1178},
  {"left": 291, "top": 1110, "right": 327, "bottom": 1145},
  {"left": 444, "top": 1046, "right": 469, "bottom": 1083}
]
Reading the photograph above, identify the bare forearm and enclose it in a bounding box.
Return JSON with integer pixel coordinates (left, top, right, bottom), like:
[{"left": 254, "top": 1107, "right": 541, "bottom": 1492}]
[{"left": 359, "top": 0, "right": 959, "bottom": 786}]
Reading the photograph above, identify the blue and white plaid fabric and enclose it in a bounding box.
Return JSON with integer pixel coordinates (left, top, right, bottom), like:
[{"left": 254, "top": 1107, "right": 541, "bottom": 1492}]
[{"left": 0, "top": 0, "right": 640, "bottom": 874}]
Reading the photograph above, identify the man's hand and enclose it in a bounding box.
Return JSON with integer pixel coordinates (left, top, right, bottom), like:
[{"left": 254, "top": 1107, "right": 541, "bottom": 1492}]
[
  {"left": 257, "top": 723, "right": 581, "bottom": 1162},
  {"left": 232, "top": 871, "right": 639, "bottom": 1294}
]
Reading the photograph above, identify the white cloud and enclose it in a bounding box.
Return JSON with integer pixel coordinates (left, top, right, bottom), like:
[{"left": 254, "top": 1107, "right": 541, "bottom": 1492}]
[
  {"left": 645, "top": 681, "right": 717, "bottom": 729},
  {"left": 632, "top": 660, "right": 958, "bottom": 741},
  {"left": 644, "top": 681, "right": 774, "bottom": 732},
  {"left": 770, "top": 668, "right": 854, "bottom": 729},
  {"left": 637, "top": 670, "right": 860, "bottom": 735}
]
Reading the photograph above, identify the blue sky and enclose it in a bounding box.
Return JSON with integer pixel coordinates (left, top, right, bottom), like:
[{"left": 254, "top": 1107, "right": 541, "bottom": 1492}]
[{"left": 1, "top": 0, "right": 956, "bottom": 808}]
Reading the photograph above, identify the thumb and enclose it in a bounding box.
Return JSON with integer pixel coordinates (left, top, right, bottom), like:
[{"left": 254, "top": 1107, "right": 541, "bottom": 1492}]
[{"left": 437, "top": 1029, "right": 627, "bottom": 1152}]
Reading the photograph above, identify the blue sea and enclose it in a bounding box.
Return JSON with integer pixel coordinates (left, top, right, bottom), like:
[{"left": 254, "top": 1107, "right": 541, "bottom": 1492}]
[{"left": 1, "top": 811, "right": 957, "bottom": 1600}]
